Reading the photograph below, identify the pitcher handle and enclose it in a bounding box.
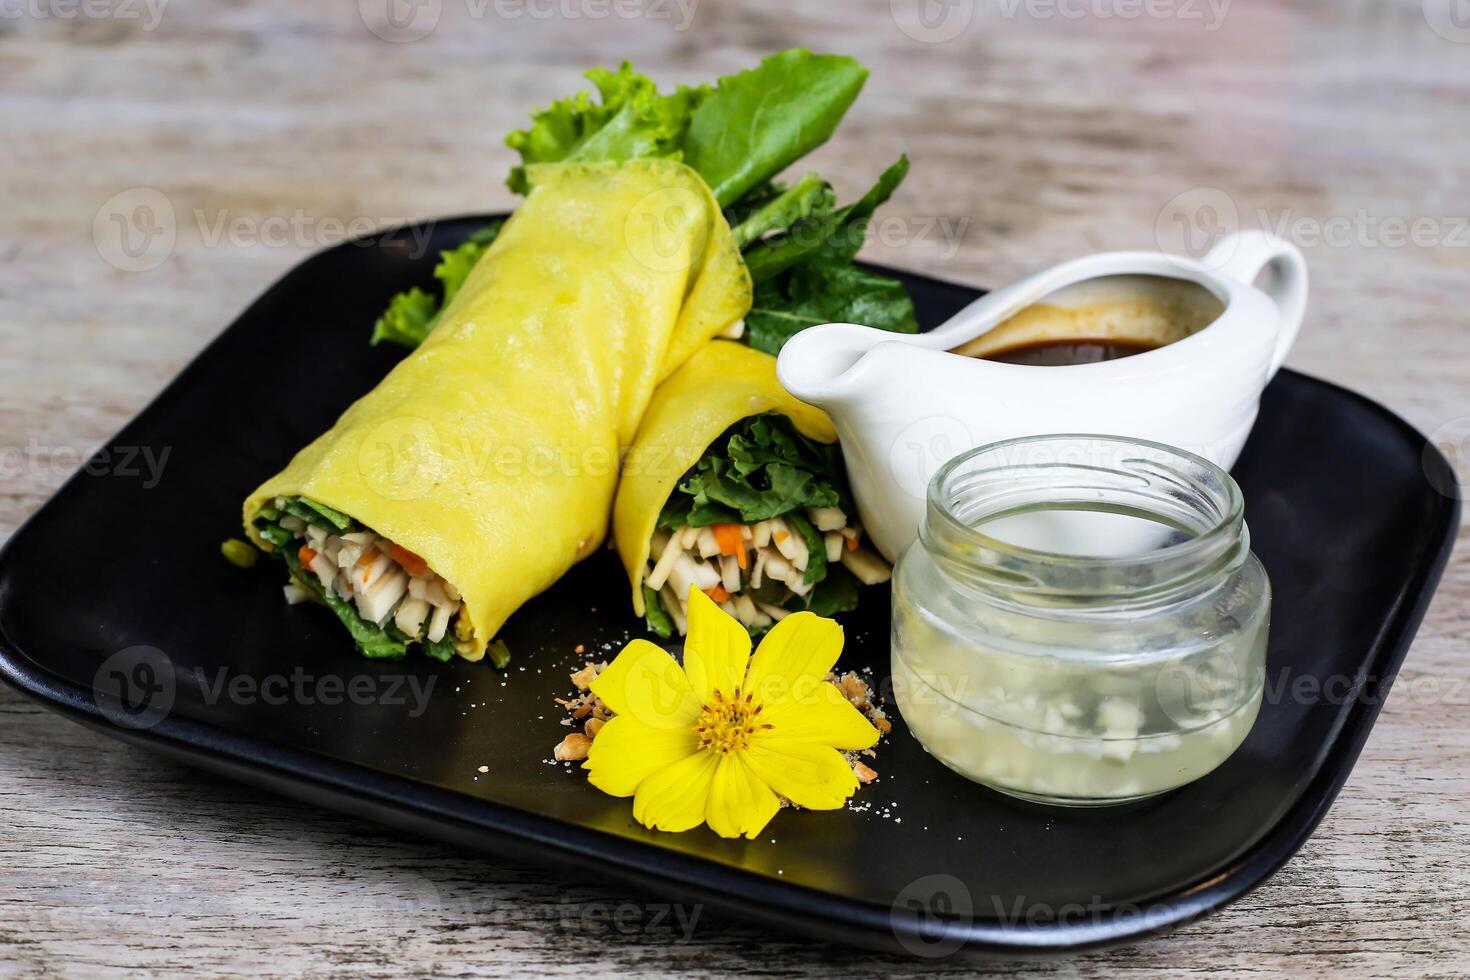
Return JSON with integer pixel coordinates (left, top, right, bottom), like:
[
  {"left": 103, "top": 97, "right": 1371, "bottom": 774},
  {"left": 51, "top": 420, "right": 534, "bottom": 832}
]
[{"left": 1203, "top": 231, "right": 1308, "bottom": 378}]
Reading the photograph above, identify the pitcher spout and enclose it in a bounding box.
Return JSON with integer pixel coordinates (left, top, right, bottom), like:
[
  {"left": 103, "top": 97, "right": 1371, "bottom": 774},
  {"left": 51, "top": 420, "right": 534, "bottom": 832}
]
[{"left": 776, "top": 322, "right": 916, "bottom": 409}]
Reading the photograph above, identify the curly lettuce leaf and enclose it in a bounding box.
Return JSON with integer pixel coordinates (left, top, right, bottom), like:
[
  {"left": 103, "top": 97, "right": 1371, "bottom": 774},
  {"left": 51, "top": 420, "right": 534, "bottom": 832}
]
[
  {"left": 683, "top": 49, "right": 868, "bottom": 207},
  {"left": 504, "top": 63, "right": 707, "bottom": 195},
  {"left": 370, "top": 287, "right": 439, "bottom": 350},
  {"left": 371, "top": 222, "right": 503, "bottom": 348}
]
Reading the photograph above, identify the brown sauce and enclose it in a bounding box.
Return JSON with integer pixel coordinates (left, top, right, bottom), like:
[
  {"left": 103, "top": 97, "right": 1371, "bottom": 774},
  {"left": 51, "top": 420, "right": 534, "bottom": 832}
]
[{"left": 980, "top": 338, "right": 1159, "bottom": 366}]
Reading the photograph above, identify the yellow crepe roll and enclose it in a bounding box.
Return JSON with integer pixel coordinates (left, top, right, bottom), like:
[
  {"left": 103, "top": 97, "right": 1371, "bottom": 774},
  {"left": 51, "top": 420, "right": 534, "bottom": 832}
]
[
  {"left": 244, "top": 160, "right": 751, "bottom": 661},
  {"left": 613, "top": 340, "right": 890, "bottom": 637}
]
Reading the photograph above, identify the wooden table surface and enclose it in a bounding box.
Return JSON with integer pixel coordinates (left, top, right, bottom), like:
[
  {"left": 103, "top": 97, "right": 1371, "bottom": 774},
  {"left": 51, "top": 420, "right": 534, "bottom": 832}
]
[{"left": 3, "top": 1, "right": 1467, "bottom": 975}]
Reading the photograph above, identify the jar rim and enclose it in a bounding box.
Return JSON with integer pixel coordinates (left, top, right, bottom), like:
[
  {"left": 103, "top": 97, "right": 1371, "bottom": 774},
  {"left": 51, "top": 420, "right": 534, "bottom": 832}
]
[{"left": 924, "top": 434, "right": 1246, "bottom": 600}]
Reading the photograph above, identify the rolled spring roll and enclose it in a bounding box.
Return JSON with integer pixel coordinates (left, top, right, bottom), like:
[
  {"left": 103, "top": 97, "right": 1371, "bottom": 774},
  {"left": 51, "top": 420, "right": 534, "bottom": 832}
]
[
  {"left": 613, "top": 341, "right": 889, "bottom": 635},
  {"left": 244, "top": 160, "right": 751, "bottom": 660}
]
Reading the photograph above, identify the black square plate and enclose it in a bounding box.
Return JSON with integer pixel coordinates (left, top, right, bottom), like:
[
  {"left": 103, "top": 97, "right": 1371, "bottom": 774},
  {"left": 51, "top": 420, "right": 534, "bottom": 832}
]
[{"left": 0, "top": 217, "right": 1457, "bottom": 958}]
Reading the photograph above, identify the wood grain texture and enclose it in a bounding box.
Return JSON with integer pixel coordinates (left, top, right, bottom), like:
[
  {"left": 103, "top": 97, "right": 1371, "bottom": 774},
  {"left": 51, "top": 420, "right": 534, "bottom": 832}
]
[{"left": 2, "top": 0, "right": 1467, "bottom": 974}]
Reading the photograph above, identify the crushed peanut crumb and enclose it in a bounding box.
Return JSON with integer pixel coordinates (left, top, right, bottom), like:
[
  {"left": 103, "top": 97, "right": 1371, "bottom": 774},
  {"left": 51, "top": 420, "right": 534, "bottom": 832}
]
[
  {"left": 570, "top": 663, "right": 601, "bottom": 692},
  {"left": 554, "top": 733, "right": 591, "bottom": 762},
  {"left": 825, "top": 670, "right": 891, "bottom": 783}
]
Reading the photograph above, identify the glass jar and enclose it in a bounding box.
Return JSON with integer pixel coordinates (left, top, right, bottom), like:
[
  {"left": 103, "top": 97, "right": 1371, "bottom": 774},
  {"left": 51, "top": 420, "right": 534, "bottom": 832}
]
[{"left": 891, "top": 434, "right": 1269, "bottom": 806}]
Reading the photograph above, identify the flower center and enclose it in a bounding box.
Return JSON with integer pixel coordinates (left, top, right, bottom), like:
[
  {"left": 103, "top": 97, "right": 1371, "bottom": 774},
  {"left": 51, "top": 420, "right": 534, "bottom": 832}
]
[{"left": 694, "top": 688, "right": 771, "bottom": 755}]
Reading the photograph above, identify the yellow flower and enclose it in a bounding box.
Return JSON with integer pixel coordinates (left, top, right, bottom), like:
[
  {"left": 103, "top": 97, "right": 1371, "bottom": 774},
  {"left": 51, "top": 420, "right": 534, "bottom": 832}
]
[{"left": 583, "top": 586, "right": 880, "bottom": 839}]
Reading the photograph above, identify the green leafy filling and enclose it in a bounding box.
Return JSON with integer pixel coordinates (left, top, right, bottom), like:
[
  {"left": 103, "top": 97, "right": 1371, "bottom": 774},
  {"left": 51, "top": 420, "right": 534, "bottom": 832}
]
[
  {"left": 642, "top": 584, "right": 674, "bottom": 639},
  {"left": 657, "top": 415, "right": 848, "bottom": 529},
  {"left": 650, "top": 415, "right": 859, "bottom": 630},
  {"left": 252, "top": 497, "right": 460, "bottom": 662},
  {"left": 277, "top": 533, "right": 408, "bottom": 661}
]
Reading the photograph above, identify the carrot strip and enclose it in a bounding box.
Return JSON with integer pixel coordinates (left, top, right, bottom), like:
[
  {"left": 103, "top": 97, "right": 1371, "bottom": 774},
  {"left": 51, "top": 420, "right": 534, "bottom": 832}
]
[
  {"left": 390, "top": 543, "right": 429, "bottom": 577},
  {"left": 712, "top": 523, "right": 748, "bottom": 569},
  {"left": 298, "top": 544, "right": 318, "bottom": 566},
  {"left": 704, "top": 584, "right": 730, "bottom": 603},
  {"left": 846, "top": 535, "right": 858, "bottom": 551}
]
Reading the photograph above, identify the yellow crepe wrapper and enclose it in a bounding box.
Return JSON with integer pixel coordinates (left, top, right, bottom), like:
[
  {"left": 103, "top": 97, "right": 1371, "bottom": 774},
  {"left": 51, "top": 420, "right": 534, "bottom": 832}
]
[
  {"left": 243, "top": 160, "right": 751, "bottom": 660},
  {"left": 612, "top": 340, "right": 837, "bottom": 616}
]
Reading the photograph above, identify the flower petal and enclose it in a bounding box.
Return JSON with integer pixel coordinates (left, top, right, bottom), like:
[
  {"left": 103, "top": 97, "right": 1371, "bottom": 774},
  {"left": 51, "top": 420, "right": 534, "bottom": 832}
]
[
  {"left": 681, "top": 585, "right": 751, "bottom": 701},
  {"left": 631, "top": 749, "right": 720, "bottom": 833},
  {"left": 705, "top": 752, "right": 782, "bottom": 840},
  {"left": 759, "top": 681, "right": 880, "bottom": 751},
  {"left": 590, "top": 638, "right": 700, "bottom": 730},
  {"left": 744, "top": 611, "right": 845, "bottom": 705},
  {"left": 743, "top": 738, "right": 860, "bottom": 811},
  {"left": 583, "top": 715, "right": 702, "bottom": 798}
]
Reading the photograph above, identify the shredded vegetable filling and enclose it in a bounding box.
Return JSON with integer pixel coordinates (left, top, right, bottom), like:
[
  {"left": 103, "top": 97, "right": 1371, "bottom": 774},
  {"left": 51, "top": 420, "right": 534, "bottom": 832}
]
[
  {"left": 252, "top": 496, "right": 468, "bottom": 661},
  {"left": 645, "top": 508, "right": 890, "bottom": 635}
]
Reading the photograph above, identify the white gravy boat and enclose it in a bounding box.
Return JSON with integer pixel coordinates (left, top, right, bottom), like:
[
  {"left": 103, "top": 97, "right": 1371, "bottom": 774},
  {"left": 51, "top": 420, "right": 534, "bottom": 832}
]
[{"left": 776, "top": 231, "right": 1308, "bottom": 561}]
